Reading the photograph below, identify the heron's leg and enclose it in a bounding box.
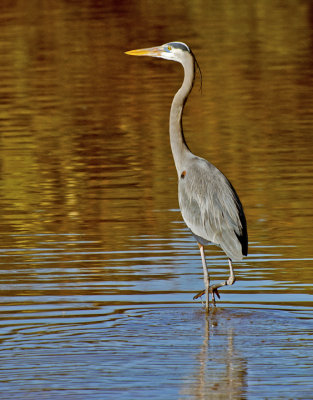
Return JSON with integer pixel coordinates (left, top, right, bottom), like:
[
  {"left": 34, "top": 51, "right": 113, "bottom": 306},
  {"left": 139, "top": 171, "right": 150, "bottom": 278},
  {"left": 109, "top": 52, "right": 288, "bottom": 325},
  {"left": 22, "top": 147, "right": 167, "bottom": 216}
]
[
  {"left": 194, "top": 258, "right": 235, "bottom": 304},
  {"left": 198, "top": 243, "right": 210, "bottom": 311},
  {"left": 227, "top": 258, "right": 236, "bottom": 285},
  {"left": 209, "top": 258, "right": 236, "bottom": 292}
]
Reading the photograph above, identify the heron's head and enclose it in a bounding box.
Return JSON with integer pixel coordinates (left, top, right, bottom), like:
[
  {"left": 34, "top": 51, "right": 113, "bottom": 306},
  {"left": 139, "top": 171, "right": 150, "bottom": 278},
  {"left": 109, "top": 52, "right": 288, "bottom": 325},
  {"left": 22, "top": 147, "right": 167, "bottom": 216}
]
[{"left": 125, "top": 41, "right": 191, "bottom": 64}]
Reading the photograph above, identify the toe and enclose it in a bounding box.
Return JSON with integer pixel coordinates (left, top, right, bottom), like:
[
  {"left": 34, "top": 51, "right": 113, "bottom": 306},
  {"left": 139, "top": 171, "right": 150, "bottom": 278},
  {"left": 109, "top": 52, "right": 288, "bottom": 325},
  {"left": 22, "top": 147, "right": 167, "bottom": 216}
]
[{"left": 193, "top": 289, "right": 205, "bottom": 300}]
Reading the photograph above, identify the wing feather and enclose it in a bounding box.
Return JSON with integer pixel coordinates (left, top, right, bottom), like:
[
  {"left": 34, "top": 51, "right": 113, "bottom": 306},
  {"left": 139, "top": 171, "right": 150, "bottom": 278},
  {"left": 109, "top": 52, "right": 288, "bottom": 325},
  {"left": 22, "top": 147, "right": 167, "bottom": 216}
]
[{"left": 178, "top": 157, "right": 248, "bottom": 260}]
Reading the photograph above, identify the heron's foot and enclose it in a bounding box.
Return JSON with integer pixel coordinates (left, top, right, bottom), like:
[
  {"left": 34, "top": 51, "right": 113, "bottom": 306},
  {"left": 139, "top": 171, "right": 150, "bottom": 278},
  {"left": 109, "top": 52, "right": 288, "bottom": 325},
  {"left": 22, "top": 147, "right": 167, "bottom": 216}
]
[
  {"left": 193, "top": 286, "right": 221, "bottom": 301},
  {"left": 194, "top": 275, "right": 235, "bottom": 300},
  {"left": 193, "top": 289, "right": 205, "bottom": 300}
]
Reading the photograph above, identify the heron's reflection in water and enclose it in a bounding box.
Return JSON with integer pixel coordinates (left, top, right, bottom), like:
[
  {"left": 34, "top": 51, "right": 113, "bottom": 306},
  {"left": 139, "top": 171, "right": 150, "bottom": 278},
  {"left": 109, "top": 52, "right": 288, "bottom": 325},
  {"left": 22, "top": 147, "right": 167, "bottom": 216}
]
[{"left": 180, "top": 309, "right": 247, "bottom": 399}]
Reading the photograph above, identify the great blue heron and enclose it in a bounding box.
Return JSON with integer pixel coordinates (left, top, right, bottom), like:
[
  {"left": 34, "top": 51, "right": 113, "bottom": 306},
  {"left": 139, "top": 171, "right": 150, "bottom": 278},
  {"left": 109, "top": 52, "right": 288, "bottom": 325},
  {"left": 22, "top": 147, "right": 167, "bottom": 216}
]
[{"left": 125, "top": 42, "right": 248, "bottom": 311}]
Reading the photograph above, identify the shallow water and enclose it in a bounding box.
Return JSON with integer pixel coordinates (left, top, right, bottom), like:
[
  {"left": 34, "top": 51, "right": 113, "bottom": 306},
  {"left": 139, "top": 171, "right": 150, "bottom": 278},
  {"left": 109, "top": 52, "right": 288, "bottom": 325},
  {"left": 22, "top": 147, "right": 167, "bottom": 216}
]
[{"left": 0, "top": 1, "right": 313, "bottom": 399}]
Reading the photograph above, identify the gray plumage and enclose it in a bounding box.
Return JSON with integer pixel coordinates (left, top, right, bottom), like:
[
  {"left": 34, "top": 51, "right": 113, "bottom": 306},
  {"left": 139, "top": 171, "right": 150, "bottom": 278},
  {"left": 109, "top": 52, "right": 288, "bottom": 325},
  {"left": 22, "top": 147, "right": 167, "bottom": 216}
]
[
  {"left": 179, "top": 156, "right": 247, "bottom": 261},
  {"left": 126, "top": 41, "right": 248, "bottom": 311}
]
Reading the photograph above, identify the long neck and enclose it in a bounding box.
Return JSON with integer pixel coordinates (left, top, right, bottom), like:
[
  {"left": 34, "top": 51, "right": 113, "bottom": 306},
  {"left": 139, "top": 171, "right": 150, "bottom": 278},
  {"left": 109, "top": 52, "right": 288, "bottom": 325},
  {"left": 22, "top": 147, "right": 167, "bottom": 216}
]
[{"left": 169, "top": 54, "right": 195, "bottom": 175}]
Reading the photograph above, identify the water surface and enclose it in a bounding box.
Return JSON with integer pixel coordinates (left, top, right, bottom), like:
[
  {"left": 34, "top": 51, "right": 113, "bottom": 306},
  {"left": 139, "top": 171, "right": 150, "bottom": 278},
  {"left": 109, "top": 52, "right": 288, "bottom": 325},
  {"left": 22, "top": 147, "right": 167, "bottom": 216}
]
[{"left": 0, "top": 1, "right": 312, "bottom": 399}]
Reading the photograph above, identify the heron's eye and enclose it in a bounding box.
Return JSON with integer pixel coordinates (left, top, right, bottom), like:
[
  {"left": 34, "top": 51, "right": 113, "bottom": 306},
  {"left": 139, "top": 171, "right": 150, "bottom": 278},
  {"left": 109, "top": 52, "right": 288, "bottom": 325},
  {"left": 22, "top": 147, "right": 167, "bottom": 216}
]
[{"left": 168, "top": 45, "right": 172, "bottom": 51}]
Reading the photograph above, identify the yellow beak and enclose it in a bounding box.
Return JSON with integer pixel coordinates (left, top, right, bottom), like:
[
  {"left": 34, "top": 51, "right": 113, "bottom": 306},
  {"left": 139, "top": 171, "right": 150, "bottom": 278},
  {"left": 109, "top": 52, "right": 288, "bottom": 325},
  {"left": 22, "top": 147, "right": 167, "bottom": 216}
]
[{"left": 125, "top": 46, "right": 163, "bottom": 57}]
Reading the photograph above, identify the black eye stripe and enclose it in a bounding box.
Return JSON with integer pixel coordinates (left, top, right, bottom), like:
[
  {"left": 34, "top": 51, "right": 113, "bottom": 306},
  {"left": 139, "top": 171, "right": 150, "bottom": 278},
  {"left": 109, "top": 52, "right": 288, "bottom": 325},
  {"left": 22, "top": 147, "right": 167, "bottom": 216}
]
[{"left": 167, "top": 42, "right": 190, "bottom": 52}]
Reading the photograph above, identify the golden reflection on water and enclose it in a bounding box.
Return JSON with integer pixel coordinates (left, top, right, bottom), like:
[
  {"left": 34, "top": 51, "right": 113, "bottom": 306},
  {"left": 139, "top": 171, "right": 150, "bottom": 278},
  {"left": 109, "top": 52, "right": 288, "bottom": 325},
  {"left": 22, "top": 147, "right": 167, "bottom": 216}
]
[
  {"left": 1, "top": 1, "right": 312, "bottom": 278},
  {"left": 0, "top": 1, "right": 313, "bottom": 398}
]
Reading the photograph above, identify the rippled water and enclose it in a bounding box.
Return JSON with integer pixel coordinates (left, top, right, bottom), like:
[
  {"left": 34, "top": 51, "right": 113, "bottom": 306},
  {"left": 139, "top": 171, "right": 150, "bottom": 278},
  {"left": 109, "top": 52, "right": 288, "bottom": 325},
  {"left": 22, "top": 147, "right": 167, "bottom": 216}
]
[{"left": 0, "top": 1, "right": 313, "bottom": 399}]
